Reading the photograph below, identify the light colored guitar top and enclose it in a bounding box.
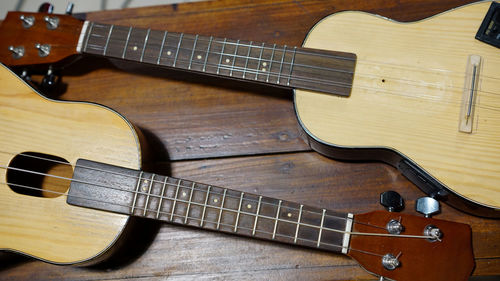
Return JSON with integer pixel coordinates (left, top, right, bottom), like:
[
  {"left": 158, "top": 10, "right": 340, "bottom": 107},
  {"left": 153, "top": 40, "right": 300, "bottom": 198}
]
[
  {"left": 295, "top": 2, "right": 500, "bottom": 208},
  {"left": 0, "top": 65, "right": 141, "bottom": 264}
]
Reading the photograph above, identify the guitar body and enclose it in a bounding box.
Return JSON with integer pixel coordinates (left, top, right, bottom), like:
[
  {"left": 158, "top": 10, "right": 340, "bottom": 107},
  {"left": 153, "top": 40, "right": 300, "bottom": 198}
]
[
  {"left": 295, "top": 2, "right": 500, "bottom": 215},
  {"left": 0, "top": 65, "right": 142, "bottom": 264}
]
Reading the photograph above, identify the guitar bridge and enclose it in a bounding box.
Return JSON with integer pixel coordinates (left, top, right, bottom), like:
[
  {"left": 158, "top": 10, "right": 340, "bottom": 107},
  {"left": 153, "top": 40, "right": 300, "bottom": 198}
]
[{"left": 458, "top": 54, "right": 482, "bottom": 133}]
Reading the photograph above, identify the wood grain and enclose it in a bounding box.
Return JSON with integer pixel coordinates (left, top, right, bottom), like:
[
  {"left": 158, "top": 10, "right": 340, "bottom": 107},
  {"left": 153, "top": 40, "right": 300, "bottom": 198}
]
[
  {"left": 1, "top": 0, "right": 499, "bottom": 280},
  {"left": 295, "top": 1, "right": 500, "bottom": 208}
]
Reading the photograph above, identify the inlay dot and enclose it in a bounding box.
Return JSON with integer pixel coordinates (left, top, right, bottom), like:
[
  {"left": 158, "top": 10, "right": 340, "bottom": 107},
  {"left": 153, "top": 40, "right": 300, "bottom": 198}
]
[
  {"left": 167, "top": 50, "right": 172, "bottom": 56},
  {"left": 262, "top": 68, "right": 266, "bottom": 72},
  {"left": 287, "top": 213, "right": 292, "bottom": 217},
  {"left": 133, "top": 46, "right": 138, "bottom": 51},
  {"left": 197, "top": 54, "right": 202, "bottom": 59},
  {"left": 225, "top": 58, "right": 230, "bottom": 63},
  {"left": 142, "top": 187, "right": 147, "bottom": 191},
  {"left": 247, "top": 204, "right": 252, "bottom": 209},
  {"left": 213, "top": 198, "right": 219, "bottom": 203},
  {"left": 262, "top": 62, "right": 267, "bottom": 67},
  {"left": 182, "top": 191, "right": 187, "bottom": 197}
]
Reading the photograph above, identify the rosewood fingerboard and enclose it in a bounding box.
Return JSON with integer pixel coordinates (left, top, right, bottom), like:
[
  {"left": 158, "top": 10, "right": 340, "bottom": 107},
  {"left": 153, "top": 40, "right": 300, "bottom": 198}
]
[
  {"left": 79, "top": 22, "right": 356, "bottom": 96},
  {"left": 68, "top": 159, "right": 351, "bottom": 254}
]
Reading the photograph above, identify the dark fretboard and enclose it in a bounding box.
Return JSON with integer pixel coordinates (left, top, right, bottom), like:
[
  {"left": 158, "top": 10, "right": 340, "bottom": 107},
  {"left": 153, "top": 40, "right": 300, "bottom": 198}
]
[
  {"left": 78, "top": 21, "right": 356, "bottom": 96},
  {"left": 68, "top": 159, "right": 353, "bottom": 254}
]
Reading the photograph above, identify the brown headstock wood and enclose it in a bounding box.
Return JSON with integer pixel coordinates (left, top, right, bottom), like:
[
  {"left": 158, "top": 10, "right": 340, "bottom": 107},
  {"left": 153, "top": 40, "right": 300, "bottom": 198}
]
[
  {"left": 0, "top": 12, "right": 83, "bottom": 66},
  {"left": 349, "top": 211, "right": 474, "bottom": 281}
]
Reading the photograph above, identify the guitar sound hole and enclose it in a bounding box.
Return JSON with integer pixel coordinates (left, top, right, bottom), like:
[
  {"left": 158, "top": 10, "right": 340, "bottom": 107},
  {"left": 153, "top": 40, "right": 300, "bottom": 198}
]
[{"left": 7, "top": 152, "right": 72, "bottom": 198}]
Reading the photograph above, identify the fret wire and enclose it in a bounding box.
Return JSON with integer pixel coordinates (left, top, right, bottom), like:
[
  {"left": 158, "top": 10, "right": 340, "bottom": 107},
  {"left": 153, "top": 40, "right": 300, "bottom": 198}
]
[
  {"left": 89, "top": 39, "right": 354, "bottom": 78},
  {"left": 131, "top": 171, "right": 143, "bottom": 213},
  {"left": 59, "top": 158, "right": 349, "bottom": 222},
  {"left": 143, "top": 173, "right": 155, "bottom": 216},
  {"left": 216, "top": 38, "right": 227, "bottom": 75},
  {"left": 294, "top": 204, "right": 303, "bottom": 244},
  {"left": 14, "top": 152, "right": 353, "bottom": 224},
  {"left": 200, "top": 185, "right": 211, "bottom": 227},
  {"left": 252, "top": 195, "right": 262, "bottom": 236},
  {"left": 266, "top": 44, "right": 276, "bottom": 83},
  {"left": 202, "top": 36, "right": 213, "bottom": 72},
  {"left": 188, "top": 34, "right": 199, "bottom": 70},
  {"left": 122, "top": 26, "right": 133, "bottom": 59},
  {"left": 103, "top": 24, "right": 114, "bottom": 56},
  {"left": 234, "top": 192, "right": 244, "bottom": 232},
  {"left": 287, "top": 46, "right": 297, "bottom": 86},
  {"left": 317, "top": 209, "right": 326, "bottom": 247},
  {"left": 255, "top": 42, "right": 265, "bottom": 80},
  {"left": 83, "top": 22, "right": 95, "bottom": 52},
  {"left": 88, "top": 30, "right": 355, "bottom": 62},
  {"left": 229, "top": 39, "right": 240, "bottom": 77},
  {"left": 170, "top": 179, "right": 181, "bottom": 221},
  {"left": 216, "top": 188, "right": 227, "bottom": 230},
  {"left": 140, "top": 28, "right": 151, "bottom": 62},
  {"left": 242, "top": 41, "right": 253, "bottom": 79},
  {"left": 277, "top": 45, "right": 287, "bottom": 85},
  {"left": 156, "top": 31, "right": 168, "bottom": 65},
  {"left": 82, "top": 163, "right": 349, "bottom": 222},
  {"left": 184, "top": 182, "right": 196, "bottom": 224},
  {"left": 173, "top": 33, "right": 184, "bottom": 67},
  {"left": 272, "top": 200, "right": 282, "bottom": 239},
  {"left": 156, "top": 176, "right": 168, "bottom": 219}
]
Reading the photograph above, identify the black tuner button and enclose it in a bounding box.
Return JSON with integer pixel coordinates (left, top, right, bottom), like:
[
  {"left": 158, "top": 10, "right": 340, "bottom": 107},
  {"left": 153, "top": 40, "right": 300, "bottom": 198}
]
[
  {"left": 380, "top": 191, "right": 404, "bottom": 212},
  {"left": 38, "top": 3, "right": 54, "bottom": 13},
  {"left": 41, "top": 67, "right": 59, "bottom": 91}
]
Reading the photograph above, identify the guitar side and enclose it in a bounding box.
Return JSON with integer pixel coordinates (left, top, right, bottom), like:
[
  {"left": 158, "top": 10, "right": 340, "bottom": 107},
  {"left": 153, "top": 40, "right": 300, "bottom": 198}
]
[
  {"left": 295, "top": 2, "right": 500, "bottom": 213},
  {"left": 0, "top": 65, "right": 141, "bottom": 264}
]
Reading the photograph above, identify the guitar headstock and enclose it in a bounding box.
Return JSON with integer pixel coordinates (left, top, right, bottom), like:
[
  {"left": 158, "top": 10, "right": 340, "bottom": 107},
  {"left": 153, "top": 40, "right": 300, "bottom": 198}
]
[
  {"left": 350, "top": 211, "right": 474, "bottom": 281},
  {"left": 0, "top": 11, "right": 83, "bottom": 66}
]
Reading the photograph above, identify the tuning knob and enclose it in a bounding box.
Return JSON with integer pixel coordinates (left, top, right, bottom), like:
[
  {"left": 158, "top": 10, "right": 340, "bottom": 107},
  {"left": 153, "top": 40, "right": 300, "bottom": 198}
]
[
  {"left": 380, "top": 191, "right": 404, "bottom": 212},
  {"left": 41, "top": 67, "right": 58, "bottom": 91},
  {"left": 416, "top": 197, "right": 440, "bottom": 217},
  {"left": 66, "top": 3, "right": 75, "bottom": 15},
  {"left": 38, "top": 3, "right": 54, "bottom": 13}
]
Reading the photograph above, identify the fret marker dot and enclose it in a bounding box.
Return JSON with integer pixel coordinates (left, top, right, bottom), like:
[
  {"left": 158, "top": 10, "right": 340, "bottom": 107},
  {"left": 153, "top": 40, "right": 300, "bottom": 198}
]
[
  {"left": 142, "top": 187, "right": 147, "bottom": 191},
  {"left": 213, "top": 198, "right": 219, "bottom": 203},
  {"left": 225, "top": 58, "right": 230, "bottom": 63},
  {"left": 287, "top": 213, "right": 292, "bottom": 217},
  {"left": 197, "top": 54, "right": 202, "bottom": 60},
  {"left": 262, "top": 62, "right": 267, "bottom": 67},
  {"left": 167, "top": 50, "right": 172, "bottom": 56},
  {"left": 262, "top": 68, "right": 266, "bottom": 72},
  {"left": 133, "top": 46, "right": 138, "bottom": 51},
  {"left": 247, "top": 204, "right": 252, "bottom": 209},
  {"left": 182, "top": 192, "right": 187, "bottom": 197}
]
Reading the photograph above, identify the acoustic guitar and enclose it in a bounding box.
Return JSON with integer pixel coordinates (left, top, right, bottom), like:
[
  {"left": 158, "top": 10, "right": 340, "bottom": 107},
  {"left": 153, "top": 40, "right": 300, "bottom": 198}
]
[
  {"left": 0, "top": 62, "right": 474, "bottom": 280},
  {"left": 0, "top": 1, "right": 498, "bottom": 217}
]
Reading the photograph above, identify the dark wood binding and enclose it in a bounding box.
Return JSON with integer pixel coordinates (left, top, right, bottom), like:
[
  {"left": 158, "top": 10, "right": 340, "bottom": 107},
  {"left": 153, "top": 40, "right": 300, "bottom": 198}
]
[
  {"left": 68, "top": 159, "right": 348, "bottom": 254},
  {"left": 81, "top": 22, "right": 356, "bottom": 96}
]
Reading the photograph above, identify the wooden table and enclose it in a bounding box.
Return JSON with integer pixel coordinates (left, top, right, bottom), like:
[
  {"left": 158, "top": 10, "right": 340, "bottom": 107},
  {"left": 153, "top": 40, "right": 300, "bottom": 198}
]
[{"left": 2, "top": 0, "right": 499, "bottom": 280}]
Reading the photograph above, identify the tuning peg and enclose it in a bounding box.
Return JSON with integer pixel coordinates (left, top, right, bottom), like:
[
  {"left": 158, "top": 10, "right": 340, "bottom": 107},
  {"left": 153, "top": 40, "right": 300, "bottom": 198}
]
[
  {"left": 66, "top": 3, "right": 75, "bottom": 15},
  {"left": 416, "top": 197, "right": 440, "bottom": 217},
  {"left": 41, "top": 67, "right": 59, "bottom": 91},
  {"left": 380, "top": 191, "right": 404, "bottom": 212},
  {"left": 38, "top": 3, "right": 54, "bottom": 13}
]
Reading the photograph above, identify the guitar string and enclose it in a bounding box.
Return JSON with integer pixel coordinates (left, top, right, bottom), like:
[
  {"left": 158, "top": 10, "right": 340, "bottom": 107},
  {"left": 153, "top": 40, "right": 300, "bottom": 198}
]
[
  {"left": 81, "top": 44, "right": 500, "bottom": 111},
  {"left": 1, "top": 179, "right": 433, "bottom": 242},
  {"left": 86, "top": 24, "right": 500, "bottom": 82},
  {"left": 84, "top": 27, "right": 500, "bottom": 87},
  {"left": 82, "top": 44, "right": 500, "bottom": 109},
  {"left": 0, "top": 151, "right": 378, "bottom": 228},
  {"left": 85, "top": 39, "right": 500, "bottom": 99},
  {"left": 1, "top": 181, "right": 386, "bottom": 258}
]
